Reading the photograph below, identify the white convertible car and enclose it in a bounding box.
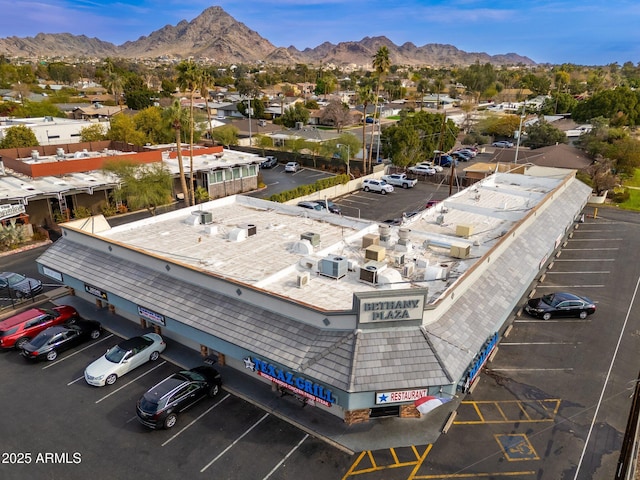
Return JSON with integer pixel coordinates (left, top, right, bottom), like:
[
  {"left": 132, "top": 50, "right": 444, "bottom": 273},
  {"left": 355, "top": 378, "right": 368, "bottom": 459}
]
[{"left": 84, "top": 333, "right": 166, "bottom": 386}]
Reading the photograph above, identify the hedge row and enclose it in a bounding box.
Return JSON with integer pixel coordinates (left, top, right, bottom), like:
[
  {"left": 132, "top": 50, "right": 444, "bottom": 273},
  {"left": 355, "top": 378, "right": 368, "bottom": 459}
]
[{"left": 268, "top": 174, "right": 350, "bottom": 203}]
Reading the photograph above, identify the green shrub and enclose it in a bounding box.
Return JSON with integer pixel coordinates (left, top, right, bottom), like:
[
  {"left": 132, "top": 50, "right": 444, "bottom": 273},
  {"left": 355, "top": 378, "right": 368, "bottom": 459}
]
[
  {"left": 101, "top": 204, "right": 118, "bottom": 217},
  {"left": 73, "top": 206, "right": 93, "bottom": 219},
  {"left": 611, "top": 187, "right": 630, "bottom": 203}
]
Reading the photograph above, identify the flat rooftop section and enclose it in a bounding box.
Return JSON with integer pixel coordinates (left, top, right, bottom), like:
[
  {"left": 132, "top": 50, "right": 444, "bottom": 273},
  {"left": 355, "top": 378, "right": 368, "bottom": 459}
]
[{"left": 97, "top": 172, "right": 566, "bottom": 311}]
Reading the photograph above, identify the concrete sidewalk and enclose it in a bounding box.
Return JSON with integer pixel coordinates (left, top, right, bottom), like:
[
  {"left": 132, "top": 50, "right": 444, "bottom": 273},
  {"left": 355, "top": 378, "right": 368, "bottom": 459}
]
[{"left": 7, "top": 290, "right": 459, "bottom": 454}]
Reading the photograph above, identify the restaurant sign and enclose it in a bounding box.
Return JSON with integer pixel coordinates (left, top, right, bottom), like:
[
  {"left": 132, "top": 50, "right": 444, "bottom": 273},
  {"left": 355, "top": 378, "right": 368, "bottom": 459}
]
[
  {"left": 0, "top": 203, "right": 25, "bottom": 221},
  {"left": 243, "top": 356, "right": 336, "bottom": 407},
  {"left": 375, "top": 388, "right": 430, "bottom": 405},
  {"left": 137, "top": 306, "right": 166, "bottom": 326}
]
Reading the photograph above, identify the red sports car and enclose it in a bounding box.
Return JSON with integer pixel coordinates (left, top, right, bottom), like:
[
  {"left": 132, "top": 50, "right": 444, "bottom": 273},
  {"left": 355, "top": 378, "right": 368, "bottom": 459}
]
[{"left": 0, "top": 305, "right": 79, "bottom": 349}]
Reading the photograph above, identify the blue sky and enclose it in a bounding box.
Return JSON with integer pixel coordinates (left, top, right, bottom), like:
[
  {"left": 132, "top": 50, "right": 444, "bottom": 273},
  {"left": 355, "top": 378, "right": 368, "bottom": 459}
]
[{"left": 0, "top": 0, "right": 638, "bottom": 66}]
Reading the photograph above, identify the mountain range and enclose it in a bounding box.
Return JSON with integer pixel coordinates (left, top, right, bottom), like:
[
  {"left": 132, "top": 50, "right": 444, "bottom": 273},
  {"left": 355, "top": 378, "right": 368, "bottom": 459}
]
[{"left": 0, "top": 6, "right": 535, "bottom": 67}]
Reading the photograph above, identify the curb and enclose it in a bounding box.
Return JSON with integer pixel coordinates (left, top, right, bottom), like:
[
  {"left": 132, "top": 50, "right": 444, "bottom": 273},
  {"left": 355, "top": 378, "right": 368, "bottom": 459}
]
[{"left": 0, "top": 240, "right": 52, "bottom": 258}]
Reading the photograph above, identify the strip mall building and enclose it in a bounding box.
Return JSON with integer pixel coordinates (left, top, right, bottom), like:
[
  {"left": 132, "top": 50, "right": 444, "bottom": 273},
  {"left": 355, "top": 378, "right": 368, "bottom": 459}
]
[{"left": 36, "top": 168, "right": 591, "bottom": 424}]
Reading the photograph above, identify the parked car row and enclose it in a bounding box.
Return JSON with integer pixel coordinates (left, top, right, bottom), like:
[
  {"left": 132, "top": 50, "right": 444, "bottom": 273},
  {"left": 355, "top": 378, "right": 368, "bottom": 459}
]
[
  {"left": 297, "top": 199, "right": 342, "bottom": 214},
  {"left": 1, "top": 304, "right": 223, "bottom": 430}
]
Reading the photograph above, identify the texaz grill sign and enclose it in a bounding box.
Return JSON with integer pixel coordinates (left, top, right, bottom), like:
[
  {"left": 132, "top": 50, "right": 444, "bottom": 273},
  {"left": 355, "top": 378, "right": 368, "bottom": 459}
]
[{"left": 243, "top": 356, "right": 335, "bottom": 406}]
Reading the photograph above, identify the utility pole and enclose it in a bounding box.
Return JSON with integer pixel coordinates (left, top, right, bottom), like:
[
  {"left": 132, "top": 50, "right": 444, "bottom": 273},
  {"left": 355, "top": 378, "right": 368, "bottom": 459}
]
[{"left": 514, "top": 104, "right": 526, "bottom": 164}]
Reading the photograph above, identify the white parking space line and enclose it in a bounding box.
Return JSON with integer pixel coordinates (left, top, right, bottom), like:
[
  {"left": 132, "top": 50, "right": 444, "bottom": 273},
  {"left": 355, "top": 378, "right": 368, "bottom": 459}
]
[
  {"left": 568, "top": 238, "right": 624, "bottom": 241},
  {"left": 42, "top": 334, "right": 114, "bottom": 370},
  {"left": 490, "top": 368, "right": 574, "bottom": 372},
  {"left": 562, "top": 248, "right": 619, "bottom": 251},
  {"left": 545, "top": 271, "right": 609, "bottom": 274},
  {"left": 514, "top": 319, "right": 591, "bottom": 323},
  {"left": 553, "top": 258, "right": 615, "bottom": 262},
  {"left": 536, "top": 284, "right": 605, "bottom": 288},
  {"left": 68, "top": 375, "right": 85, "bottom": 386},
  {"left": 94, "top": 361, "right": 167, "bottom": 403},
  {"left": 161, "top": 393, "right": 231, "bottom": 447},
  {"left": 262, "top": 433, "right": 309, "bottom": 480},
  {"left": 501, "top": 341, "right": 581, "bottom": 346},
  {"left": 200, "top": 412, "right": 269, "bottom": 473}
]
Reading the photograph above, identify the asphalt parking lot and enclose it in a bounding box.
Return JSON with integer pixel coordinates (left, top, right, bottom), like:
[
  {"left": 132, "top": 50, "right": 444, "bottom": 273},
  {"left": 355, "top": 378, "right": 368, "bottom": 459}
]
[
  {"left": 5, "top": 166, "right": 640, "bottom": 479},
  {"left": 384, "top": 207, "right": 640, "bottom": 479},
  {"left": 0, "top": 323, "right": 353, "bottom": 480}
]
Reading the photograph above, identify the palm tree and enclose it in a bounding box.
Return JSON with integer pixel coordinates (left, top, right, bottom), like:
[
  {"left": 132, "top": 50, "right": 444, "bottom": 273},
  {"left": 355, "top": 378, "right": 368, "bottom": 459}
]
[
  {"left": 102, "top": 58, "right": 123, "bottom": 109},
  {"left": 368, "top": 46, "right": 391, "bottom": 168},
  {"left": 176, "top": 60, "right": 201, "bottom": 206},
  {"left": 357, "top": 85, "right": 375, "bottom": 173},
  {"left": 432, "top": 75, "right": 446, "bottom": 111},
  {"left": 163, "top": 99, "right": 191, "bottom": 207},
  {"left": 199, "top": 69, "right": 214, "bottom": 143}
]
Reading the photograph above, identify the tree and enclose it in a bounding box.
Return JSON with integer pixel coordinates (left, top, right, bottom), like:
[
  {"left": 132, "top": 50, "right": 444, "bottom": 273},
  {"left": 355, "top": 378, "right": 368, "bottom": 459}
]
[
  {"left": 280, "top": 103, "right": 310, "bottom": 128},
  {"left": 106, "top": 114, "right": 147, "bottom": 146},
  {"left": 320, "top": 100, "right": 352, "bottom": 132},
  {"left": 381, "top": 111, "right": 457, "bottom": 167},
  {"left": 211, "top": 124, "right": 239, "bottom": 147},
  {"left": 357, "top": 85, "right": 375, "bottom": 172},
  {"left": 199, "top": 69, "right": 214, "bottom": 141},
  {"left": 162, "top": 99, "right": 191, "bottom": 206},
  {"left": 572, "top": 87, "right": 640, "bottom": 126},
  {"left": 457, "top": 62, "right": 496, "bottom": 103},
  {"left": 176, "top": 60, "right": 201, "bottom": 205},
  {"left": 0, "top": 125, "right": 38, "bottom": 148},
  {"left": 103, "top": 161, "right": 173, "bottom": 216},
  {"left": 134, "top": 106, "right": 171, "bottom": 144},
  {"left": 523, "top": 120, "right": 567, "bottom": 149},
  {"left": 102, "top": 59, "right": 124, "bottom": 108},
  {"left": 369, "top": 46, "right": 391, "bottom": 168},
  {"left": 80, "top": 123, "right": 107, "bottom": 142},
  {"left": 477, "top": 114, "right": 521, "bottom": 138}
]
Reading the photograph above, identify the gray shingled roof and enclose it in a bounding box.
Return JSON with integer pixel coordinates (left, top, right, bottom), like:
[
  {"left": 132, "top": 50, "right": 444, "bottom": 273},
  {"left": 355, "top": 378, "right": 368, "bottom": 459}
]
[{"left": 37, "top": 177, "right": 591, "bottom": 393}]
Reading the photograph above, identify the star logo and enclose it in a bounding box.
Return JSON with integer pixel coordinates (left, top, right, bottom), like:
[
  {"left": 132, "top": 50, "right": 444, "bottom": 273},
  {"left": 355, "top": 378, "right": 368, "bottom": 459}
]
[
  {"left": 243, "top": 356, "right": 255, "bottom": 371},
  {"left": 378, "top": 393, "right": 388, "bottom": 403}
]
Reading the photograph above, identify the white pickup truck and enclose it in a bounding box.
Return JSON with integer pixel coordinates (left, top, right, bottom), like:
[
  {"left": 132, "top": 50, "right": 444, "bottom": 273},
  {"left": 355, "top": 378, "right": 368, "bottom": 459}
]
[{"left": 381, "top": 173, "right": 418, "bottom": 189}]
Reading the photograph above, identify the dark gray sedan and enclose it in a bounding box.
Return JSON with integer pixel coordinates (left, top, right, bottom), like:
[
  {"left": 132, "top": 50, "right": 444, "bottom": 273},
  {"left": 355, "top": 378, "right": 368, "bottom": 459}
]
[{"left": 0, "top": 271, "right": 43, "bottom": 298}]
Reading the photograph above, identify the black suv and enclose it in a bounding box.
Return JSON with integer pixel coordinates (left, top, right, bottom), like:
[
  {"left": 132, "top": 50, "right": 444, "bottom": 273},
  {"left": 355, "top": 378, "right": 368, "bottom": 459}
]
[{"left": 136, "top": 366, "right": 222, "bottom": 429}]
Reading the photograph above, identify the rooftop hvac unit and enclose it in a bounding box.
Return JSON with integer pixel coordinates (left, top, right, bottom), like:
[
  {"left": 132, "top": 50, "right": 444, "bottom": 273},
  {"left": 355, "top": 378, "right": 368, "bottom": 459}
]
[
  {"left": 300, "top": 231, "right": 320, "bottom": 246},
  {"left": 200, "top": 211, "right": 213, "bottom": 224},
  {"left": 393, "top": 253, "right": 405, "bottom": 266},
  {"left": 292, "top": 240, "right": 314, "bottom": 255},
  {"left": 402, "top": 262, "right": 415, "bottom": 278},
  {"left": 359, "top": 261, "right": 386, "bottom": 284},
  {"left": 424, "top": 264, "right": 448, "bottom": 281},
  {"left": 456, "top": 224, "right": 474, "bottom": 238},
  {"left": 184, "top": 213, "right": 201, "bottom": 226},
  {"left": 450, "top": 243, "right": 470, "bottom": 259},
  {"left": 31, "top": 150, "right": 39, "bottom": 160},
  {"left": 320, "top": 255, "right": 348, "bottom": 279},
  {"left": 228, "top": 227, "right": 248, "bottom": 242},
  {"left": 365, "top": 245, "right": 386, "bottom": 262},
  {"left": 297, "top": 272, "right": 310, "bottom": 288},
  {"left": 238, "top": 223, "right": 257, "bottom": 236},
  {"left": 362, "top": 233, "right": 380, "bottom": 249},
  {"left": 436, "top": 214, "right": 445, "bottom": 225}
]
